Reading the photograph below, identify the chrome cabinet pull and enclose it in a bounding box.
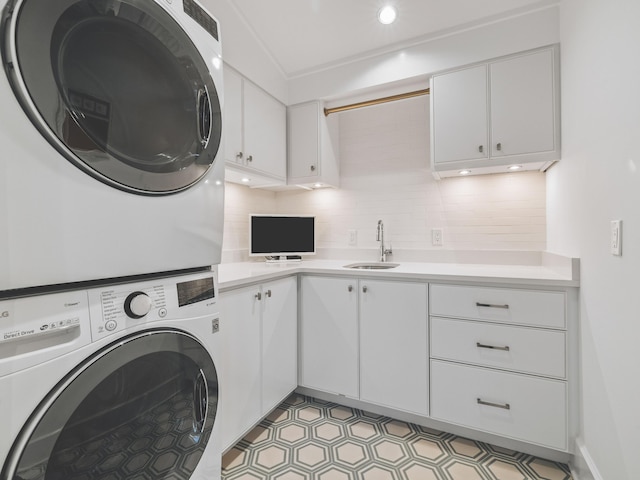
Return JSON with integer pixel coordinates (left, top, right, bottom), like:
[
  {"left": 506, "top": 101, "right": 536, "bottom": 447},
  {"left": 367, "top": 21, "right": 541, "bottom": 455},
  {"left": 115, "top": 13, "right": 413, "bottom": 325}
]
[
  {"left": 247, "top": 155, "right": 253, "bottom": 162},
  {"left": 362, "top": 286, "right": 368, "bottom": 293},
  {"left": 478, "top": 145, "right": 484, "bottom": 153},
  {"left": 476, "top": 342, "right": 510, "bottom": 352},
  {"left": 265, "top": 289, "right": 272, "bottom": 298},
  {"left": 255, "top": 292, "right": 262, "bottom": 301},
  {"left": 236, "top": 151, "right": 243, "bottom": 159},
  {"left": 496, "top": 142, "right": 502, "bottom": 151},
  {"left": 476, "top": 302, "right": 509, "bottom": 309},
  {"left": 477, "top": 398, "right": 510, "bottom": 410},
  {"left": 310, "top": 165, "right": 316, "bottom": 172},
  {"left": 348, "top": 285, "right": 353, "bottom": 292}
]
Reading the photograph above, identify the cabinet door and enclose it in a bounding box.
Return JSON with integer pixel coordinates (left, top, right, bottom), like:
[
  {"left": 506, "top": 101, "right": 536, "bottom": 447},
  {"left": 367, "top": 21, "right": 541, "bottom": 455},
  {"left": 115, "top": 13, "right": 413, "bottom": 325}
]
[
  {"left": 219, "top": 285, "right": 262, "bottom": 451},
  {"left": 300, "top": 276, "right": 359, "bottom": 398},
  {"left": 359, "top": 280, "right": 428, "bottom": 415},
  {"left": 288, "top": 102, "right": 319, "bottom": 180},
  {"left": 490, "top": 49, "right": 556, "bottom": 158},
  {"left": 431, "top": 64, "right": 488, "bottom": 164},
  {"left": 243, "top": 81, "right": 287, "bottom": 179},
  {"left": 262, "top": 277, "right": 298, "bottom": 413},
  {"left": 223, "top": 67, "right": 243, "bottom": 165}
]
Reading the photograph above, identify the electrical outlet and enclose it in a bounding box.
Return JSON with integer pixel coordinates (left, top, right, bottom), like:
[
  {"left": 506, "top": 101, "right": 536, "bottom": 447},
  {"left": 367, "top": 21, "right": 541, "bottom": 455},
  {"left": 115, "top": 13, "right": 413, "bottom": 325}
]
[
  {"left": 432, "top": 228, "right": 443, "bottom": 246},
  {"left": 348, "top": 229, "right": 358, "bottom": 246},
  {"left": 611, "top": 220, "right": 622, "bottom": 256}
]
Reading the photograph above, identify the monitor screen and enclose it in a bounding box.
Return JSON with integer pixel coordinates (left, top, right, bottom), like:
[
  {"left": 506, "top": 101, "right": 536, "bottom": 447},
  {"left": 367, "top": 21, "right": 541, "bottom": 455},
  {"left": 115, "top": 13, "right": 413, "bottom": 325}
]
[{"left": 250, "top": 215, "right": 315, "bottom": 257}]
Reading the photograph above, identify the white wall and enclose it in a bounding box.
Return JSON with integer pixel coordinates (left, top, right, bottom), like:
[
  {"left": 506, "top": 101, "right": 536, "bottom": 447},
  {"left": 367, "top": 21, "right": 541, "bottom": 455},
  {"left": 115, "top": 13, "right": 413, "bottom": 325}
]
[
  {"left": 223, "top": 95, "right": 547, "bottom": 259},
  {"left": 547, "top": 1, "right": 640, "bottom": 479}
]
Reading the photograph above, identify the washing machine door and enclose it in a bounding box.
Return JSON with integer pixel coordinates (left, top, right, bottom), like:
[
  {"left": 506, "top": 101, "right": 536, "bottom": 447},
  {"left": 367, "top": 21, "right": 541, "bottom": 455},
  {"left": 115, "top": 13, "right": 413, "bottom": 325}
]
[
  {"left": 3, "top": 0, "right": 222, "bottom": 194},
  {"left": 1, "top": 329, "right": 219, "bottom": 480}
]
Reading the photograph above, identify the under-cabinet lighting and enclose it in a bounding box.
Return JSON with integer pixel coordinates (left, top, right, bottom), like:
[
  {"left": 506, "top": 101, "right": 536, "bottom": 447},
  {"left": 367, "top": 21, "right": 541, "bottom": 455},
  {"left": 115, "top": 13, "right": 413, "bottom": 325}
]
[
  {"left": 313, "top": 183, "right": 323, "bottom": 188},
  {"left": 241, "top": 177, "right": 250, "bottom": 183},
  {"left": 508, "top": 165, "right": 523, "bottom": 171},
  {"left": 377, "top": 5, "right": 397, "bottom": 24},
  {"left": 458, "top": 170, "right": 471, "bottom": 175}
]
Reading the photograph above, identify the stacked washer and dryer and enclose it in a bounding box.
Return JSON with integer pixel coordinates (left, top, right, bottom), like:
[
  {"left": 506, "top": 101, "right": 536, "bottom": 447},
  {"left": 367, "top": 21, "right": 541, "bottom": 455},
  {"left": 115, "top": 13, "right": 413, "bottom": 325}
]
[{"left": 0, "top": 0, "right": 226, "bottom": 479}]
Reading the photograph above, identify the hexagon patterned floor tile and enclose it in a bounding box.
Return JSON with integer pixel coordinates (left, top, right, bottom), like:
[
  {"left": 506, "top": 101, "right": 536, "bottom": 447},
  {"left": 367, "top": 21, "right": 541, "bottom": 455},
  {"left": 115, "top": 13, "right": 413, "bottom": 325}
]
[{"left": 222, "top": 395, "right": 572, "bottom": 480}]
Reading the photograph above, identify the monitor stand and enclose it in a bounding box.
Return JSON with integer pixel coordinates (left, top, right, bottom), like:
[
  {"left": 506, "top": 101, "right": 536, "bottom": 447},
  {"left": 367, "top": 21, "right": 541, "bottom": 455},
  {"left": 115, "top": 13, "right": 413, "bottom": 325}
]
[{"left": 265, "top": 255, "right": 302, "bottom": 263}]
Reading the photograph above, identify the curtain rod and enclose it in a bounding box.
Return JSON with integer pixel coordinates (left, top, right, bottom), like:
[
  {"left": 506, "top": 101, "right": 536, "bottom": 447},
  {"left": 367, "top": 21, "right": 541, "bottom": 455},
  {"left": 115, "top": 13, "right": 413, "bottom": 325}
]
[{"left": 323, "top": 88, "right": 430, "bottom": 116}]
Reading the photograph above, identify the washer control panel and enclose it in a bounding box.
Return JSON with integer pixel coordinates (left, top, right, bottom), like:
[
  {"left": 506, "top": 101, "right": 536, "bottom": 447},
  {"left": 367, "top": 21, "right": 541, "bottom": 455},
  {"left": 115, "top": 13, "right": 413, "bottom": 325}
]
[{"left": 88, "top": 270, "right": 218, "bottom": 341}]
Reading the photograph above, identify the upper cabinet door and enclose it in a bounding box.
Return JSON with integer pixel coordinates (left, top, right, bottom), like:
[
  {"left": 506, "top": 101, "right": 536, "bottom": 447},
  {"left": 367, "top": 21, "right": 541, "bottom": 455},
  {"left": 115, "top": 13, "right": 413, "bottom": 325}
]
[
  {"left": 490, "top": 49, "right": 556, "bottom": 157},
  {"left": 243, "top": 82, "right": 287, "bottom": 179},
  {"left": 431, "top": 64, "right": 488, "bottom": 165},
  {"left": 223, "top": 67, "right": 244, "bottom": 165}
]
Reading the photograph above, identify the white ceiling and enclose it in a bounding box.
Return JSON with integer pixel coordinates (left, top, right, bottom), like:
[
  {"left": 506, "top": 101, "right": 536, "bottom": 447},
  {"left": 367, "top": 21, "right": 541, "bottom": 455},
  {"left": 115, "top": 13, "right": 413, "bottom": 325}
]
[{"left": 228, "top": 0, "right": 558, "bottom": 78}]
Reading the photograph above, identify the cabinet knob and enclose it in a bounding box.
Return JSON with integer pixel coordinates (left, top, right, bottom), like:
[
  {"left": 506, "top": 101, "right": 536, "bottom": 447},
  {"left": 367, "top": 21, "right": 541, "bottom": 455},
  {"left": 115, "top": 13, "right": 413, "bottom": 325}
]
[
  {"left": 247, "top": 155, "right": 253, "bottom": 162},
  {"left": 236, "top": 151, "right": 243, "bottom": 159},
  {"left": 478, "top": 145, "right": 484, "bottom": 153},
  {"left": 310, "top": 165, "right": 316, "bottom": 172},
  {"left": 255, "top": 292, "right": 262, "bottom": 301},
  {"left": 496, "top": 143, "right": 502, "bottom": 151},
  {"left": 265, "top": 289, "right": 272, "bottom": 298},
  {"left": 362, "top": 286, "right": 368, "bottom": 293},
  {"left": 348, "top": 285, "right": 353, "bottom": 292}
]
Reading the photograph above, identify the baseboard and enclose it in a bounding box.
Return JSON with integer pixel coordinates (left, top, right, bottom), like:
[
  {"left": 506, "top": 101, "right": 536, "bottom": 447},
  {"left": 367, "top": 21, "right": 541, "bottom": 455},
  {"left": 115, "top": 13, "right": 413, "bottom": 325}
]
[{"left": 570, "top": 438, "right": 602, "bottom": 480}]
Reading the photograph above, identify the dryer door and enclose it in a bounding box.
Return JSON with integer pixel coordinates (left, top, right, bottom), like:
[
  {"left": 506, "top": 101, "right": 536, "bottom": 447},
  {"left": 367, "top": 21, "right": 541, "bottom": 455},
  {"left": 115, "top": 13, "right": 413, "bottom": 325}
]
[
  {"left": 1, "top": 329, "right": 219, "bottom": 480},
  {"left": 3, "top": 0, "right": 222, "bottom": 194}
]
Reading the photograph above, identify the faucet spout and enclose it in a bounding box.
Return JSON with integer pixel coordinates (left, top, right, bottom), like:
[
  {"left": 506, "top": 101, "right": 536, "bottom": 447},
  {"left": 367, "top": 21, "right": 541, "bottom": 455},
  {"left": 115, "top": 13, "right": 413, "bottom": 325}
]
[{"left": 376, "top": 220, "right": 392, "bottom": 262}]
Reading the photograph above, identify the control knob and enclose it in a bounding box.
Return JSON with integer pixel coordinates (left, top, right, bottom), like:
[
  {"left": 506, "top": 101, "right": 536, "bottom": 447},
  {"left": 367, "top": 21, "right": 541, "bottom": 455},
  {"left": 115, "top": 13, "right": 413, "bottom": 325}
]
[{"left": 124, "top": 291, "right": 153, "bottom": 319}]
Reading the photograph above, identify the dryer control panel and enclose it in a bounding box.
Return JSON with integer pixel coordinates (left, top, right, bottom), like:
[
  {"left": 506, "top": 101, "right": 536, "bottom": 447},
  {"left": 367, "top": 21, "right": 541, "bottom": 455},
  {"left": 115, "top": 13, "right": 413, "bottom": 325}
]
[{"left": 88, "top": 270, "right": 218, "bottom": 341}]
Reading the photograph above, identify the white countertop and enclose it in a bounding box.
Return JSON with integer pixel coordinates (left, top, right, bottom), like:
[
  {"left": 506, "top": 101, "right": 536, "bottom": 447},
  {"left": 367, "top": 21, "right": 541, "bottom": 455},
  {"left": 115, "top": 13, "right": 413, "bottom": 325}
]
[{"left": 218, "top": 259, "right": 579, "bottom": 291}]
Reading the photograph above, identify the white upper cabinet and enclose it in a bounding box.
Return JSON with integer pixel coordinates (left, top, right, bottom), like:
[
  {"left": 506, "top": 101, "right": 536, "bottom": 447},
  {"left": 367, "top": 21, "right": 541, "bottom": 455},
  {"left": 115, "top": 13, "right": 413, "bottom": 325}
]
[
  {"left": 431, "top": 64, "right": 489, "bottom": 165},
  {"left": 223, "top": 67, "right": 287, "bottom": 187},
  {"left": 288, "top": 101, "right": 340, "bottom": 188},
  {"left": 430, "top": 45, "right": 560, "bottom": 178}
]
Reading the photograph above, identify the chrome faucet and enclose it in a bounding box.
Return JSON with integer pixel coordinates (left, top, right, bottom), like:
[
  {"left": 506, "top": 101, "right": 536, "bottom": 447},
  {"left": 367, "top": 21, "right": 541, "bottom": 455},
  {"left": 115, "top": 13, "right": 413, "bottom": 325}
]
[{"left": 376, "top": 220, "right": 393, "bottom": 262}]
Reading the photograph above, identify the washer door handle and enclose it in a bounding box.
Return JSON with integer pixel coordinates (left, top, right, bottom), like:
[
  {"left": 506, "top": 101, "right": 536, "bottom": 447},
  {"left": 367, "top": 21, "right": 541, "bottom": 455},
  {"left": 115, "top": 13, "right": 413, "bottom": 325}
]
[
  {"left": 192, "top": 369, "right": 209, "bottom": 434},
  {"left": 197, "top": 87, "right": 211, "bottom": 147}
]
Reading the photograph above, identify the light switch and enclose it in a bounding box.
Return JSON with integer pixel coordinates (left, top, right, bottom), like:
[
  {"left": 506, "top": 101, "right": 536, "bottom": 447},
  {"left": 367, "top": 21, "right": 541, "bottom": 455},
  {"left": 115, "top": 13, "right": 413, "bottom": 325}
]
[{"left": 611, "top": 220, "right": 622, "bottom": 256}]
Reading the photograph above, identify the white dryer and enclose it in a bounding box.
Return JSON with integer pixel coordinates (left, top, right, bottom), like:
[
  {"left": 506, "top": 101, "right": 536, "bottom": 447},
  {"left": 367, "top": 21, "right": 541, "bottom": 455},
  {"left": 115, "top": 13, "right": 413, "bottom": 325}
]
[
  {"left": 0, "top": 270, "right": 223, "bottom": 480},
  {"left": 0, "top": 0, "right": 225, "bottom": 294}
]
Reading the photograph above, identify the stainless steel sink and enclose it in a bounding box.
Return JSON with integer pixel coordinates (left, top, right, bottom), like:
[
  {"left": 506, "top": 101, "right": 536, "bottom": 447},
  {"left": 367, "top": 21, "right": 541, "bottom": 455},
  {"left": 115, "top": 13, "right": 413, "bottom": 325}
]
[{"left": 343, "top": 262, "right": 399, "bottom": 270}]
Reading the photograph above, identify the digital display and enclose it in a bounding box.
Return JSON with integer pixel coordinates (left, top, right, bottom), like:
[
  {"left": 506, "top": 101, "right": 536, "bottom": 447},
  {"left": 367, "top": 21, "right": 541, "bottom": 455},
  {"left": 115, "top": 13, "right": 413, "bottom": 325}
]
[
  {"left": 176, "top": 277, "right": 215, "bottom": 307},
  {"left": 250, "top": 215, "right": 315, "bottom": 256},
  {"left": 183, "top": 0, "right": 219, "bottom": 40}
]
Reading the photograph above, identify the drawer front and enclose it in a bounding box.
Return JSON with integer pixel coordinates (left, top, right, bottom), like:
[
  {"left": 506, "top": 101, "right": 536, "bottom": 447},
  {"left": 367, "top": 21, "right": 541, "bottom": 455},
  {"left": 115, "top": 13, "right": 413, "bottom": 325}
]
[
  {"left": 430, "top": 284, "right": 565, "bottom": 328},
  {"left": 430, "top": 317, "right": 566, "bottom": 378},
  {"left": 430, "top": 360, "right": 567, "bottom": 450}
]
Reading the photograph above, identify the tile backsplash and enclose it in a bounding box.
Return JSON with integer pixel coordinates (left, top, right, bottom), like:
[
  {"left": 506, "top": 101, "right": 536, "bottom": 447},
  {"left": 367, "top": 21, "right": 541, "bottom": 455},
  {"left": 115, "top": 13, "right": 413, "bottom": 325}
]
[{"left": 222, "top": 96, "right": 546, "bottom": 262}]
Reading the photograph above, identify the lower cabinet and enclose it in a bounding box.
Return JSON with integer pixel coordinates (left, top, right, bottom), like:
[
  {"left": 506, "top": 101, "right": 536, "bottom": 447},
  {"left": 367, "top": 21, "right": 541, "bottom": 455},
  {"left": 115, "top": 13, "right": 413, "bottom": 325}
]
[
  {"left": 219, "top": 276, "right": 297, "bottom": 451},
  {"left": 430, "top": 360, "right": 567, "bottom": 450},
  {"left": 429, "top": 283, "right": 570, "bottom": 451},
  {"left": 300, "top": 275, "right": 428, "bottom": 416}
]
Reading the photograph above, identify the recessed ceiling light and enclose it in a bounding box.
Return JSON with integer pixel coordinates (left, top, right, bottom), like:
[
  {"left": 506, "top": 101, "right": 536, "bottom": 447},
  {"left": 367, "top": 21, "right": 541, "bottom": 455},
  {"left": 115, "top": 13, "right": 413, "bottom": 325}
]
[
  {"left": 377, "top": 5, "right": 397, "bottom": 25},
  {"left": 459, "top": 169, "right": 471, "bottom": 176}
]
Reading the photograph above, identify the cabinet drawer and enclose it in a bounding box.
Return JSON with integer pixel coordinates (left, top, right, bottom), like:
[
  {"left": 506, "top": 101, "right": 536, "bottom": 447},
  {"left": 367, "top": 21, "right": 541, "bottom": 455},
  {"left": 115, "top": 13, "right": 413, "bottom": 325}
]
[
  {"left": 430, "top": 284, "right": 565, "bottom": 328},
  {"left": 430, "top": 360, "right": 567, "bottom": 450},
  {"left": 430, "top": 317, "right": 566, "bottom": 378}
]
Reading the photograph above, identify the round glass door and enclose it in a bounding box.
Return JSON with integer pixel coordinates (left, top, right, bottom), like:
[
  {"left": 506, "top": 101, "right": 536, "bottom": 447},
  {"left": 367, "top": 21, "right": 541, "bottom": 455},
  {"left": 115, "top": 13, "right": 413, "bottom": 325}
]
[
  {"left": 4, "top": 0, "right": 222, "bottom": 194},
  {"left": 2, "top": 329, "right": 219, "bottom": 480}
]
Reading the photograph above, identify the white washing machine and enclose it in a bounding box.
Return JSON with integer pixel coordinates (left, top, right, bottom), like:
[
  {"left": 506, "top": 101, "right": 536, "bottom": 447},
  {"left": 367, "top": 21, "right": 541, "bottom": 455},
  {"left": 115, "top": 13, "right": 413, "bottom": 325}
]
[
  {"left": 0, "top": 270, "right": 223, "bottom": 480},
  {"left": 0, "top": 0, "right": 225, "bottom": 294}
]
